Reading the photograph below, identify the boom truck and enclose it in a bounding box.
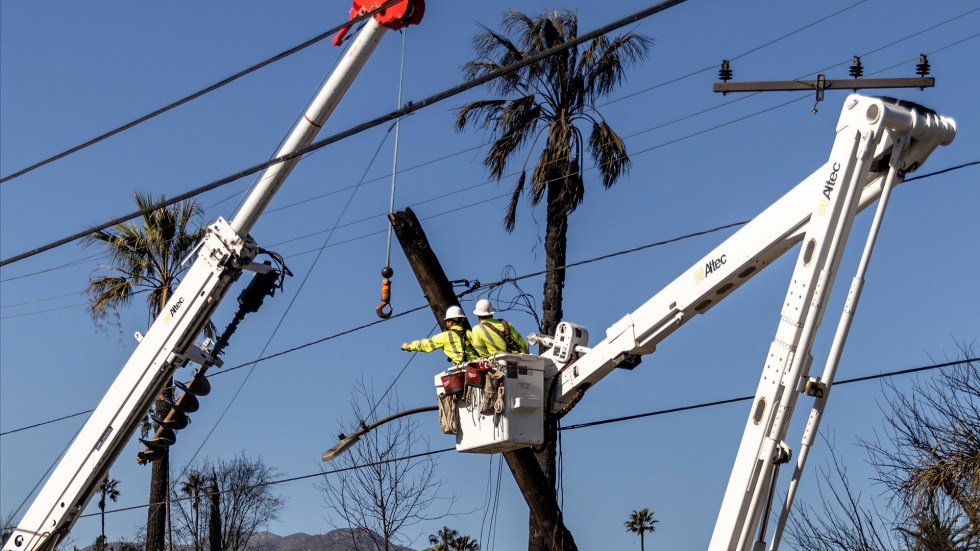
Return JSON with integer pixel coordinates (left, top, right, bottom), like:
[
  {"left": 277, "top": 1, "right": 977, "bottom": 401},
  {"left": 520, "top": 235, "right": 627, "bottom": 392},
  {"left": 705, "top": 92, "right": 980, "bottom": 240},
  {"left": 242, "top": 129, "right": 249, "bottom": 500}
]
[
  {"left": 1, "top": 3, "right": 958, "bottom": 549},
  {"left": 434, "top": 94, "right": 956, "bottom": 550},
  {"left": 2, "top": 3, "right": 423, "bottom": 551}
]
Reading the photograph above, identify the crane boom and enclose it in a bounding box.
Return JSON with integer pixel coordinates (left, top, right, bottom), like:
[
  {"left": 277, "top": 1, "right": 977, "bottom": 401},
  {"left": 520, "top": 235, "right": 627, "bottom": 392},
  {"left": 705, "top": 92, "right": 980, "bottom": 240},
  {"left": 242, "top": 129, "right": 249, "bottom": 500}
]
[
  {"left": 442, "top": 94, "right": 956, "bottom": 549},
  {"left": 3, "top": 4, "right": 424, "bottom": 550}
]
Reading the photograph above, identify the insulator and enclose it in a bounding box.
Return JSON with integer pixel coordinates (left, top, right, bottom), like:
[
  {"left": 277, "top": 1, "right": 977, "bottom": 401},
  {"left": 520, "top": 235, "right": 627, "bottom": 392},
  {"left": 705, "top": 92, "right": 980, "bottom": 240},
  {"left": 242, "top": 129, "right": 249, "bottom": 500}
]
[
  {"left": 849, "top": 56, "right": 863, "bottom": 79},
  {"left": 718, "top": 60, "right": 733, "bottom": 82},
  {"left": 916, "top": 54, "right": 930, "bottom": 77}
]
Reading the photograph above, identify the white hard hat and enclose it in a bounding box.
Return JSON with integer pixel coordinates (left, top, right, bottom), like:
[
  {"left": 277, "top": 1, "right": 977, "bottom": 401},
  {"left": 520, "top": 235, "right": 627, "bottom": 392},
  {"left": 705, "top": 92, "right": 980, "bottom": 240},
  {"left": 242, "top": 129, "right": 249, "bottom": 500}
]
[
  {"left": 444, "top": 305, "right": 466, "bottom": 320},
  {"left": 473, "top": 299, "right": 495, "bottom": 317}
]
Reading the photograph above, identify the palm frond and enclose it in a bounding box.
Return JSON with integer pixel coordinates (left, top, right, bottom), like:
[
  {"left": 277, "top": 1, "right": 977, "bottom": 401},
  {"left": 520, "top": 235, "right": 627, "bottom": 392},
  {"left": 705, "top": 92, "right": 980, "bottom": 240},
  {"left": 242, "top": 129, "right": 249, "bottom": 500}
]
[
  {"left": 454, "top": 99, "right": 507, "bottom": 132},
  {"left": 504, "top": 171, "right": 527, "bottom": 233},
  {"left": 582, "top": 32, "right": 653, "bottom": 101},
  {"left": 454, "top": 8, "right": 650, "bottom": 232},
  {"left": 589, "top": 119, "right": 631, "bottom": 188}
]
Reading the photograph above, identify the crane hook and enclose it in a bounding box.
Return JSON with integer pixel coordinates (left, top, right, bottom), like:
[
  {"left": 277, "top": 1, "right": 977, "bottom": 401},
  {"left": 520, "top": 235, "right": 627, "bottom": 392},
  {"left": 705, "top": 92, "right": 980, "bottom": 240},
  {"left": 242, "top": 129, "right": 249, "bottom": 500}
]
[{"left": 376, "top": 266, "right": 393, "bottom": 319}]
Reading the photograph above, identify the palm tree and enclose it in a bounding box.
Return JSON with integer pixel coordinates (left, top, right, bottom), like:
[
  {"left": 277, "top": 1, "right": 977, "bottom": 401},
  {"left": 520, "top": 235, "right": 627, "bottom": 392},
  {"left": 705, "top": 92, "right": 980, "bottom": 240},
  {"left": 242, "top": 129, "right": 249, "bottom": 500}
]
[
  {"left": 624, "top": 508, "right": 658, "bottom": 551},
  {"left": 83, "top": 191, "right": 207, "bottom": 551},
  {"left": 208, "top": 470, "right": 222, "bottom": 551},
  {"left": 423, "top": 527, "right": 479, "bottom": 551},
  {"left": 97, "top": 477, "right": 121, "bottom": 551},
  {"left": 180, "top": 471, "right": 206, "bottom": 551},
  {"left": 455, "top": 9, "right": 651, "bottom": 549},
  {"left": 425, "top": 527, "right": 458, "bottom": 551},
  {"left": 453, "top": 535, "right": 480, "bottom": 551}
]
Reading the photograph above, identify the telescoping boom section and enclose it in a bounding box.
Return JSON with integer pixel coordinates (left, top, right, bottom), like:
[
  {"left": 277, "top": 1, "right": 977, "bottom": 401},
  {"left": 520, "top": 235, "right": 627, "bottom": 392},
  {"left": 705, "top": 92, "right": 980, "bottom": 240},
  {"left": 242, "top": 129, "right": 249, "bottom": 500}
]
[
  {"left": 4, "top": 3, "right": 425, "bottom": 551},
  {"left": 441, "top": 95, "right": 955, "bottom": 549}
]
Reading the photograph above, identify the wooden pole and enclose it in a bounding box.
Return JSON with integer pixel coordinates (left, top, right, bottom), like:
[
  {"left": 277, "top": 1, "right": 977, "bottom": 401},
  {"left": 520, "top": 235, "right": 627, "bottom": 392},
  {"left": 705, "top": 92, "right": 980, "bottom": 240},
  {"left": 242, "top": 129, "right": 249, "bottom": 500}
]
[{"left": 389, "top": 208, "right": 577, "bottom": 551}]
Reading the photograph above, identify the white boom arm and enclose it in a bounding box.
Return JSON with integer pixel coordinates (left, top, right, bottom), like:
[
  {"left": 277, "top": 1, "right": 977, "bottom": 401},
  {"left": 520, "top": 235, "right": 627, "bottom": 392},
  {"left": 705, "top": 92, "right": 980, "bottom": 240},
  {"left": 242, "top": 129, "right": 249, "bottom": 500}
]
[
  {"left": 3, "top": 11, "right": 410, "bottom": 551},
  {"left": 527, "top": 95, "right": 954, "bottom": 549}
]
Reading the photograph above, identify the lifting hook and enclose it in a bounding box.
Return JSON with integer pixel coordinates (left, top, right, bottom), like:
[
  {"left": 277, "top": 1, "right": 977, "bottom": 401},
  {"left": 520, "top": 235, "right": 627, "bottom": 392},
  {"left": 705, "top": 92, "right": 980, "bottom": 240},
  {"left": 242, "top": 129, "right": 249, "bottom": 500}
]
[{"left": 376, "top": 266, "right": 393, "bottom": 319}]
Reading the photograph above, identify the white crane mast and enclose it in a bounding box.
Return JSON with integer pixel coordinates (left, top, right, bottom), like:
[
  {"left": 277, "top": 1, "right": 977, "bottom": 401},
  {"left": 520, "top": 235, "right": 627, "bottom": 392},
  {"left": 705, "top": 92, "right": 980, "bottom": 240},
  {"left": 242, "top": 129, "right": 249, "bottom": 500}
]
[
  {"left": 3, "top": 3, "right": 424, "bottom": 550},
  {"left": 445, "top": 94, "right": 956, "bottom": 549}
]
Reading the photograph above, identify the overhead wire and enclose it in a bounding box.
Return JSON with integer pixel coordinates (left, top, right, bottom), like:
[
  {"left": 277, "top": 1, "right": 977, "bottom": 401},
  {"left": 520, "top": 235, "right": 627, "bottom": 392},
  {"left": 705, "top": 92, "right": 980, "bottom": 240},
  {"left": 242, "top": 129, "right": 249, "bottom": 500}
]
[
  {"left": 12, "top": 355, "right": 975, "bottom": 529},
  {"left": 5, "top": 157, "right": 974, "bottom": 437},
  {"left": 4, "top": 4, "right": 975, "bottom": 271},
  {"left": 10, "top": 0, "right": 969, "bottom": 268},
  {"left": 4, "top": 5, "right": 979, "bottom": 531},
  {"left": 0, "top": 0, "right": 408, "bottom": 185},
  {"left": 4, "top": 152, "right": 979, "bottom": 315},
  {"left": 4, "top": 152, "right": 979, "bottom": 319},
  {"left": 3, "top": 0, "right": 978, "bottom": 439},
  {"left": 1, "top": 214, "right": 751, "bottom": 437},
  {"left": 0, "top": 0, "right": 695, "bottom": 268}
]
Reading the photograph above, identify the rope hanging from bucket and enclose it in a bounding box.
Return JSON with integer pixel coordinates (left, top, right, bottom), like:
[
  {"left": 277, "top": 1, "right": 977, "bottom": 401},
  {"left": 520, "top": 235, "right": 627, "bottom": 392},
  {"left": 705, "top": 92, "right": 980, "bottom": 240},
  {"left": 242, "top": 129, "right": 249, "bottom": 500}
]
[{"left": 377, "top": 29, "right": 408, "bottom": 319}]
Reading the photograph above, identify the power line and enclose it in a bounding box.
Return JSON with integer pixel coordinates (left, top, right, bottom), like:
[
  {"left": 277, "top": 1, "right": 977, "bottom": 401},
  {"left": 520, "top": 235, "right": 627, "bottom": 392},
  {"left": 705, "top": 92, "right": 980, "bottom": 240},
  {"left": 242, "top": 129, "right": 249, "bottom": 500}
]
[
  {"left": 0, "top": 217, "right": 744, "bottom": 436},
  {"left": 4, "top": 2, "right": 971, "bottom": 270},
  {"left": 4, "top": 181, "right": 974, "bottom": 438},
  {"left": 7, "top": 1, "right": 966, "bottom": 278},
  {"left": 0, "top": 0, "right": 407, "bottom": 185},
  {"left": 19, "top": 355, "right": 976, "bottom": 525},
  {"left": 559, "top": 358, "right": 979, "bottom": 431},
  {"left": 0, "top": 0, "right": 693, "bottom": 268},
  {"left": 4, "top": 150, "right": 979, "bottom": 318}
]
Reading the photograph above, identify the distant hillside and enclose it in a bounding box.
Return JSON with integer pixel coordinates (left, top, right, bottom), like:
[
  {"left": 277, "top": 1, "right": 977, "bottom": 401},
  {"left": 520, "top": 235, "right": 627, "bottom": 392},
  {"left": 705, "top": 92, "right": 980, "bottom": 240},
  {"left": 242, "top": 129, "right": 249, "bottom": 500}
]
[
  {"left": 248, "top": 530, "right": 416, "bottom": 551},
  {"left": 86, "top": 529, "right": 416, "bottom": 551}
]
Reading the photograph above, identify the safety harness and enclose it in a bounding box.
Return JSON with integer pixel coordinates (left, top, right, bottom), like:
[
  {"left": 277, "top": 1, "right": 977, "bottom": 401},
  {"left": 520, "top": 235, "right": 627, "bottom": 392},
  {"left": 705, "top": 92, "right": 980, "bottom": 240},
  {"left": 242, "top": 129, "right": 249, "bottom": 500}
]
[
  {"left": 480, "top": 319, "right": 520, "bottom": 353},
  {"left": 446, "top": 326, "right": 473, "bottom": 364}
]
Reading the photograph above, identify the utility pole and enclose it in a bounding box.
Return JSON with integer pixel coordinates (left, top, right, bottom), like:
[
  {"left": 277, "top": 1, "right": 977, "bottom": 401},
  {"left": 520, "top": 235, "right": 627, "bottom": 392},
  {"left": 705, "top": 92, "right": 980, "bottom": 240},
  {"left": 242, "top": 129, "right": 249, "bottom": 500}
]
[{"left": 389, "top": 208, "right": 578, "bottom": 551}]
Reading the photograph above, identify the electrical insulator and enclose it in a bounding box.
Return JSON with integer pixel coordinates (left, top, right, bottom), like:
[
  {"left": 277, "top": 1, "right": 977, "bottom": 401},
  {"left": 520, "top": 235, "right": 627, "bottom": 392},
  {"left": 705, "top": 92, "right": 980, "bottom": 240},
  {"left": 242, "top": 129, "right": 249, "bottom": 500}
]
[
  {"left": 718, "top": 60, "right": 733, "bottom": 82},
  {"left": 916, "top": 54, "right": 930, "bottom": 77},
  {"left": 849, "top": 56, "right": 863, "bottom": 79}
]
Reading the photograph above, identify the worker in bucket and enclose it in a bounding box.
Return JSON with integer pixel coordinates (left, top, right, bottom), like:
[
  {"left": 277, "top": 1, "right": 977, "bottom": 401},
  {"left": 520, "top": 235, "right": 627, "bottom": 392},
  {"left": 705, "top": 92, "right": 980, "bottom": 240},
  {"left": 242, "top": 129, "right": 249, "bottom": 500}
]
[
  {"left": 470, "top": 298, "right": 528, "bottom": 356},
  {"left": 400, "top": 305, "right": 477, "bottom": 364}
]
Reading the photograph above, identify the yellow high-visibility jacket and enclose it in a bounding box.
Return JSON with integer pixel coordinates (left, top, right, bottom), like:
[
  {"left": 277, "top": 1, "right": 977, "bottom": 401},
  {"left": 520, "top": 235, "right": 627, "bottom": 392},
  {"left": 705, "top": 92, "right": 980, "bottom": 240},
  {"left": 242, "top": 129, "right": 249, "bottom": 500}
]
[
  {"left": 471, "top": 318, "right": 528, "bottom": 357},
  {"left": 404, "top": 325, "right": 477, "bottom": 364}
]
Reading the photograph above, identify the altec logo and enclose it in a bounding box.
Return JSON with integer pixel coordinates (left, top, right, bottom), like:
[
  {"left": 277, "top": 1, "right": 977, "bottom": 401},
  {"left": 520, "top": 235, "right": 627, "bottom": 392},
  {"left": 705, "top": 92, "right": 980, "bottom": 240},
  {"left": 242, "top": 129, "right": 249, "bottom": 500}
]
[
  {"left": 168, "top": 297, "right": 185, "bottom": 317},
  {"left": 695, "top": 254, "right": 727, "bottom": 283},
  {"left": 705, "top": 254, "right": 727, "bottom": 275},
  {"left": 822, "top": 162, "right": 841, "bottom": 200}
]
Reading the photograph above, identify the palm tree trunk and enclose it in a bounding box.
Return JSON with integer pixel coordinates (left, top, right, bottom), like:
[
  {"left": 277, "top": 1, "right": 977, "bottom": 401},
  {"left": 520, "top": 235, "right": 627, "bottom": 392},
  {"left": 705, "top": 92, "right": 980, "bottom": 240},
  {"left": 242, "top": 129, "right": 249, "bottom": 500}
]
[
  {"left": 146, "top": 386, "right": 172, "bottom": 551},
  {"left": 530, "top": 183, "right": 570, "bottom": 551},
  {"left": 208, "top": 474, "right": 221, "bottom": 551},
  {"left": 100, "top": 500, "right": 106, "bottom": 551},
  {"left": 540, "top": 182, "right": 568, "bottom": 339},
  {"left": 640, "top": 533, "right": 645, "bottom": 551},
  {"left": 147, "top": 291, "right": 171, "bottom": 551}
]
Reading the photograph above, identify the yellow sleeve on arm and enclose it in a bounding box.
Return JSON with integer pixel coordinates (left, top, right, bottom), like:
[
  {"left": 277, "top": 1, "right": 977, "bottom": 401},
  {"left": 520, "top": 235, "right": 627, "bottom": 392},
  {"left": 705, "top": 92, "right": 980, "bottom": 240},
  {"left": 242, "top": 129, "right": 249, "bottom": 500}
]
[
  {"left": 511, "top": 325, "right": 529, "bottom": 353},
  {"left": 405, "top": 337, "right": 437, "bottom": 353}
]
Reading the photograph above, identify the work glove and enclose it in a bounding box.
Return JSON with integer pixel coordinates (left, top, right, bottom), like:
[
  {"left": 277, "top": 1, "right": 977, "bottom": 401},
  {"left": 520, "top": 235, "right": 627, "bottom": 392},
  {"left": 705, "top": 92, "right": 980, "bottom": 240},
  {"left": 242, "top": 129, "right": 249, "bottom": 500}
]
[{"left": 400, "top": 342, "right": 409, "bottom": 351}]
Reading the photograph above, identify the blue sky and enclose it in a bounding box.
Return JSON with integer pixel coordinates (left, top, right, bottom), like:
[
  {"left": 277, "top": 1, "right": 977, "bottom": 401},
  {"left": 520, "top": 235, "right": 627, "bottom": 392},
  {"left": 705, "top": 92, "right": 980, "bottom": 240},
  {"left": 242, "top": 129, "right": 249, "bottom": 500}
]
[{"left": 2, "top": 1, "right": 978, "bottom": 550}]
